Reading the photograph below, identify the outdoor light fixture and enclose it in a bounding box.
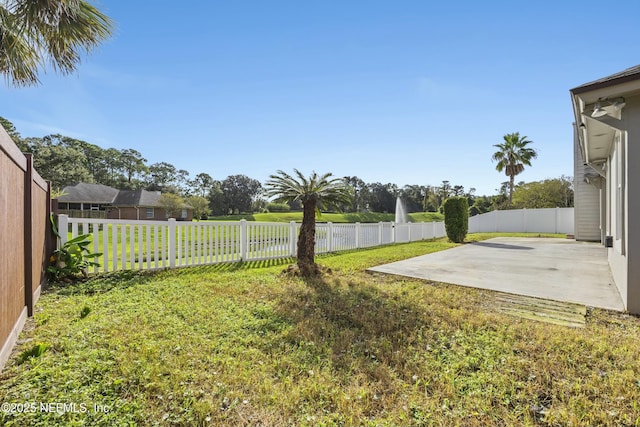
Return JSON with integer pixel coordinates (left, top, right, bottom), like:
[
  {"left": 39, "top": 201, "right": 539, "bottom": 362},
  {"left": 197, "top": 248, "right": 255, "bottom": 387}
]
[
  {"left": 590, "top": 97, "right": 626, "bottom": 117},
  {"left": 613, "top": 98, "right": 626, "bottom": 111},
  {"left": 591, "top": 100, "right": 608, "bottom": 117}
]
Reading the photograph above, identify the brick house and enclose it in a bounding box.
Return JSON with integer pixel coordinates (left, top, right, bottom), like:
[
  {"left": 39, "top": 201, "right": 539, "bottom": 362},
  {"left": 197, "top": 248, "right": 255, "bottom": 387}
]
[{"left": 57, "top": 183, "right": 193, "bottom": 221}]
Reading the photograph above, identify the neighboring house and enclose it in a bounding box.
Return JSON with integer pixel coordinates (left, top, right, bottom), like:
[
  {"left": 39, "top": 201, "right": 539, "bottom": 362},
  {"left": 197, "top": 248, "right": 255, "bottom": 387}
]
[
  {"left": 57, "top": 183, "right": 193, "bottom": 221},
  {"left": 108, "top": 189, "right": 193, "bottom": 221},
  {"left": 570, "top": 64, "right": 640, "bottom": 314},
  {"left": 57, "top": 183, "right": 119, "bottom": 218}
]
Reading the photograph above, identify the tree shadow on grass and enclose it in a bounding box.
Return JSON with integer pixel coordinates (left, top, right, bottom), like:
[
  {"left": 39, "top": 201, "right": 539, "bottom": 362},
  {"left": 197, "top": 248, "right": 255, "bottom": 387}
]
[
  {"left": 273, "top": 273, "right": 438, "bottom": 385},
  {"left": 169, "top": 258, "right": 297, "bottom": 274}
]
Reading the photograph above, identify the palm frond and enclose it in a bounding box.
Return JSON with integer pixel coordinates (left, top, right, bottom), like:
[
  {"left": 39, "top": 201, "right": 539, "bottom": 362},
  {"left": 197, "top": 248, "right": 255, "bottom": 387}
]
[
  {"left": 1, "top": 0, "right": 113, "bottom": 86},
  {"left": 265, "top": 169, "right": 350, "bottom": 212}
]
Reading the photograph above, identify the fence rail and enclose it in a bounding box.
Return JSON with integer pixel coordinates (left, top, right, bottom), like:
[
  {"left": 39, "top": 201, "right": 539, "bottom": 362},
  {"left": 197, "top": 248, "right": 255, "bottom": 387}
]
[{"left": 58, "top": 216, "right": 447, "bottom": 273}]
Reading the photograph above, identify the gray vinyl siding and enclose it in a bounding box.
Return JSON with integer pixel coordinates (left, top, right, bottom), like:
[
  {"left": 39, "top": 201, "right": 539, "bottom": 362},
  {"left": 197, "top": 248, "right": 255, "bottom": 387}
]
[{"left": 573, "top": 132, "right": 601, "bottom": 241}]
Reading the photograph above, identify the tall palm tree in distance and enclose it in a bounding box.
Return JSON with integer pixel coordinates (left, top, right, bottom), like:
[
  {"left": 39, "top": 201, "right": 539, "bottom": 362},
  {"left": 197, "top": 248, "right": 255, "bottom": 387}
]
[
  {"left": 492, "top": 132, "right": 538, "bottom": 207},
  {"left": 0, "top": 0, "right": 113, "bottom": 86},
  {"left": 265, "top": 169, "right": 350, "bottom": 277}
]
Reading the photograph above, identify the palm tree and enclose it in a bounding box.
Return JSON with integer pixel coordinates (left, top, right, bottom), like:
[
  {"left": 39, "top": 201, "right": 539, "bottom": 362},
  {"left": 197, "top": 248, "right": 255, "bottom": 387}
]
[
  {"left": 265, "top": 169, "right": 350, "bottom": 277},
  {"left": 1, "top": 0, "right": 113, "bottom": 87},
  {"left": 492, "top": 132, "right": 537, "bottom": 207}
]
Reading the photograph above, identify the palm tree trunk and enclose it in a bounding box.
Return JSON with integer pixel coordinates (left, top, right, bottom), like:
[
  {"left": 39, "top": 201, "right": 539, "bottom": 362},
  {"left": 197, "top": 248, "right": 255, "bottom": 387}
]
[
  {"left": 297, "top": 198, "right": 317, "bottom": 275},
  {"left": 509, "top": 174, "right": 515, "bottom": 207}
]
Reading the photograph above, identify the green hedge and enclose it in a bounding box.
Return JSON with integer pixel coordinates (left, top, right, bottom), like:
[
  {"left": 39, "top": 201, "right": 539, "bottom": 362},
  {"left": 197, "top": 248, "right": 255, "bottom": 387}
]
[
  {"left": 266, "top": 202, "right": 291, "bottom": 212},
  {"left": 443, "top": 197, "right": 468, "bottom": 243}
]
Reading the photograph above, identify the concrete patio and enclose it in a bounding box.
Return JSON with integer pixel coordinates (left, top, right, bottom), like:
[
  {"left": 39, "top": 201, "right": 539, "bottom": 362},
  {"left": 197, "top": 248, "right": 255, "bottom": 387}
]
[{"left": 368, "top": 237, "right": 624, "bottom": 312}]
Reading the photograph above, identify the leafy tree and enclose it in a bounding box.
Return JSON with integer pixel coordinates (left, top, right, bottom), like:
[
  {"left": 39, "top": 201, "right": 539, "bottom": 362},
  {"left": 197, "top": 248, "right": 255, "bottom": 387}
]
[
  {"left": 266, "top": 169, "right": 350, "bottom": 277},
  {"left": 175, "top": 169, "right": 191, "bottom": 195},
  {"left": 207, "top": 180, "right": 226, "bottom": 215},
  {"left": 438, "top": 180, "right": 452, "bottom": 204},
  {"left": 342, "top": 176, "right": 370, "bottom": 212},
  {"left": 146, "top": 162, "right": 178, "bottom": 192},
  {"left": 158, "top": 193, "right": 184, "bottom": 218},
  {"left": 0, "top": 116, "right": 23, "bottom": 148},
  {"left": 190, "top": 172, "right": 214, "bottom": 197},
  {"left": 452, "top": 185, "right": 465, "bottom": 196},
  {"left": 398, "top": 185, "right": 425, "bottom": 212},
  {"left": 512, "top": 176, "right": 574, "bottom": 209},
  {"left": 423, "top": 185, "right": 440, "bottom": 212},
  {"left": 119, "top": 149, "right": 148, "bottom": 188},
  {"left": 66, "top": 137, "right": 110, "bottom": 184},
  {"left": 0, "top": 0, "right": 113, "bottom": 86},
  {"left": 469, "top": 195, "right": 493, "bottom": 216},
  {"left": 185, "top": 195, "right": 211, "bottom": 220},
  {"left": 492, "top": 132, "right": 538, "bottom": 206},
  {"left": 465, "top": 187, "right": 476, "bottom": 208},
  {"left": 221, "top": 174, "right": 262, "bottom": 214},
  {"left": 101, "top": 147, "right": 124, "bottom": 186},
  {"left": 21, "top": 135, "right": 92, "bottom": 188},
  {"left": 367, "top": 182, "right": 397, "bottom": 213}
]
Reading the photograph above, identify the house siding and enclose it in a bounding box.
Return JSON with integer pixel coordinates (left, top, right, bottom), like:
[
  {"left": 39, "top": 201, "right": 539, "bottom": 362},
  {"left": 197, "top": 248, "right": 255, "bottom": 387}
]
[
  {"left": 573, "top": 127, "right": 601, "bottom": 241},
  {"left": 107, "top": 207, "right": 170, "bottom": 221},
  {"left": 622, "top": 96, "right": 640, "bottom": 313},
  {"left": 601, "top": 95, "right": 640, "bottom": 313}
]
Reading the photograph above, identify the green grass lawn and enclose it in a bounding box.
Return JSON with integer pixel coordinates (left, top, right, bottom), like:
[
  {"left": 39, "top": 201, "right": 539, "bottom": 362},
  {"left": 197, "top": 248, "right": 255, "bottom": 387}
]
[
  {"left": 2, "top": 233, "right": 639, "bottom": 426},
  {"left": 208, "top": 211, "right": 444, "bottom": 223}
]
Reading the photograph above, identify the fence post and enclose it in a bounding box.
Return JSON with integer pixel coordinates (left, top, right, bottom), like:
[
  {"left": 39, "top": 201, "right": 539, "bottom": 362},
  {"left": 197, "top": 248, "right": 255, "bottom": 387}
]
[
  {"left": 432, "top": 221, "right": 436, "bottom": 238},
  {"left": 378, "top": 222, "right": 383, "bottom": 245},
  {"left": 23, "top": 154, "right": 34, "bottom": 316},
  {"left": 58, "top": 214, "right": 69, "bottom": 246},
  {"left": 392, "top": 222, "right": 396, "bottom": 243},
  {"left": 168, "top": 218, "right": 176, "bottom": 268},
  {"left": 240, "top": 219, "right": 247, "bottom": 260},
  {"left": 327, "top": 222, "right": 334, "bottom": 252},
  {"left": 354, "top": 222, "right": 360, "bottom": 248},
  {"left": 523, "top": 208, "right": 527, "bottom": 233},
  {"left": 555, "top": 207, "right": 559, "bottom": 234},
  {"left": 289, "top": 221, "right": 297, "bottom": 257}
]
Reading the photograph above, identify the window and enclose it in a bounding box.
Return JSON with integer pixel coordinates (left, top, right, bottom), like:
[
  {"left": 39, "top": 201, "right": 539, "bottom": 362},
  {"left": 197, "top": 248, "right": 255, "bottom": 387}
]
[
  {"left": 181, "top": 209, "right": 188, "bottom": 219},
  {"left": 146, "top": 208, "right": 154, "bottom": 218}
]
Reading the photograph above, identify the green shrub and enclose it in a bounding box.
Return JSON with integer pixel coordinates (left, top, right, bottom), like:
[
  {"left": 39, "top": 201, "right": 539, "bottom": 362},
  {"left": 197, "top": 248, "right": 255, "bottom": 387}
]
[
  {"left": 443, "top": 197, "right": 468, "bottom": 243},
  {"left": 47, "top": 215, "right": 102, "bottom": 282},
  {"left": 266, "top": 202, "right": 291, "bottom": 212}
]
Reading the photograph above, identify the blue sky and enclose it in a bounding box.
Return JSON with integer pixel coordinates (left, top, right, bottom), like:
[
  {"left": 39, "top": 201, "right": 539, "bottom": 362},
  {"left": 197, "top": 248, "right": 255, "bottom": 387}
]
[{"left": 2, "top": 0, "right": 640, "bottom": 195}]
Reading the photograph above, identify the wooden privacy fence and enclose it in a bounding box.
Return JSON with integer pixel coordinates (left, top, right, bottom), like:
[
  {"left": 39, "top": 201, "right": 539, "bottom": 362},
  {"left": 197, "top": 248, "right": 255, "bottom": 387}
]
[
  {"left": 59, "top": 215, "right": 447, "bottom": 273},
  {"left": 0, "top": 128, "right": 52, "bottom": 372}
]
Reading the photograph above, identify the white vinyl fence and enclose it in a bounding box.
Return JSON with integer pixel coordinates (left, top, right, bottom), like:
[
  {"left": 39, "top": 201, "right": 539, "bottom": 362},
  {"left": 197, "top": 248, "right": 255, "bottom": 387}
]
[
  {"left": 58, "top": 215, "right": 446, "bottom": 273},
  {"left": 58, "top": 208, "right": 573, "bottom": 274},
  {"left": 468, "top": 207, "right": 574, "bottom": 234}
]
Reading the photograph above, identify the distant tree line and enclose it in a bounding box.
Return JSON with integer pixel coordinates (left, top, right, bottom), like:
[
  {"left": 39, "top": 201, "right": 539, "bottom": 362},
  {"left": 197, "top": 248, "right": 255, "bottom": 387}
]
[{"left": 1, "top": 118, "right": 573, "bottom": 217}]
